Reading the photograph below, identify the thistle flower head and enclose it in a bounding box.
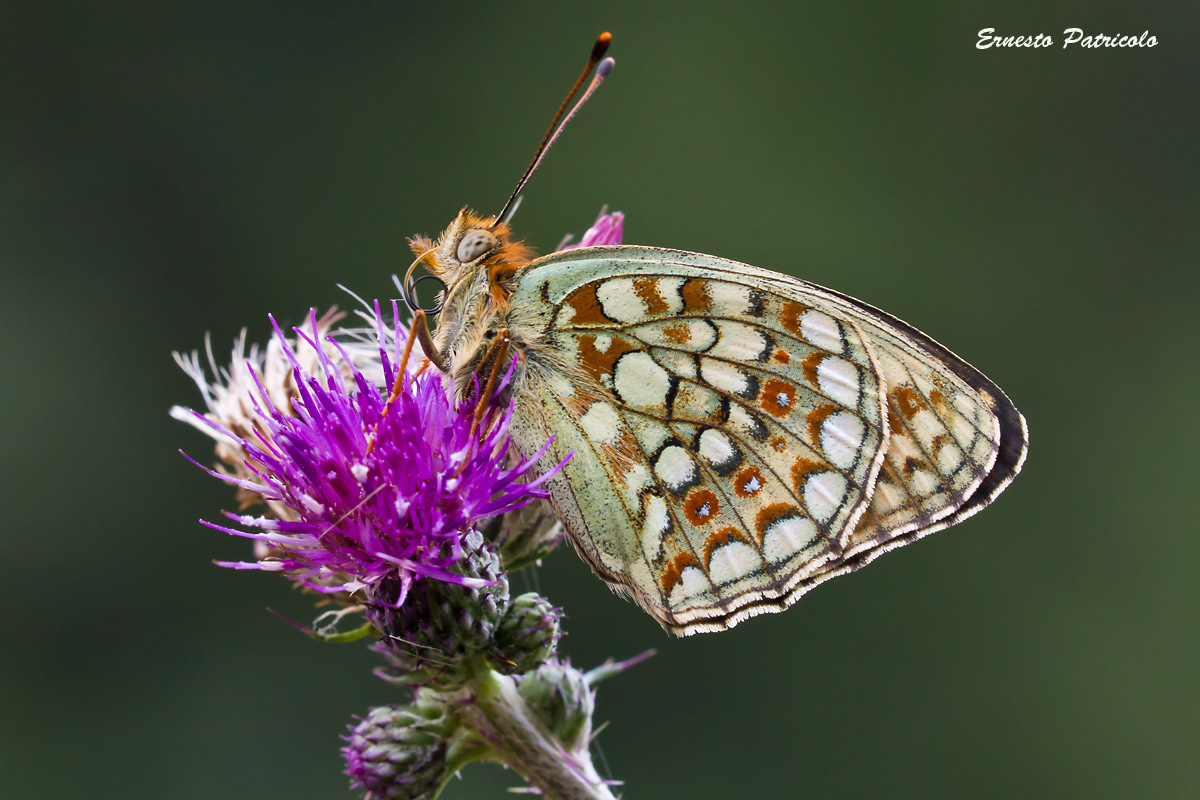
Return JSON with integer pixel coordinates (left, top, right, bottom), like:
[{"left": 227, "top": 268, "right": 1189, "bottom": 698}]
[
  {"left": 179, "top": 304, "right": 562, "bottom": 603},
  {"left": 177, "top": 208, "right": 648, "bottom": 800},
  {"left": 343, "top": 693, "right": 456, "bottom": 799}
]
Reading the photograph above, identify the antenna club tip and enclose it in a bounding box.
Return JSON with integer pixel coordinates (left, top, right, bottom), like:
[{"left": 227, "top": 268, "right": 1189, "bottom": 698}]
[
  {"left": 592, "top": 32, "right": 613, "bottom": 60},
  {"left": 596, "top": 57, "right": 615, "bottom": 78}
]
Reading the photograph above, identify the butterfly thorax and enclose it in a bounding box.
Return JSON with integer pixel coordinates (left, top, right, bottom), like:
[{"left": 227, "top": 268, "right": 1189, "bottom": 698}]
[{"left": 410, "top": 209, "right": 538, "bottom": 398}]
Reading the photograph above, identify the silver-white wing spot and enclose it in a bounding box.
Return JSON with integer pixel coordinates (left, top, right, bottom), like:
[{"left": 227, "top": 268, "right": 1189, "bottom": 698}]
[
  {"left": 816, "top": 356, "right": 861, "bottom": 406},
  {"left": 579, "top": 401, "right": 621, "bottom": 445},
  {"left": 654, "top": 446, "right": 696, "bottom": 491},
  {"left": 803, "top": 472, "right": 848, "bottom": 523},
  {"left": 799, "top": 309, "right": 843, "bottom": 352},
  {"left": 613, "top": 352, "right": 672, "bottom": 411},
  {"left": 821, "top": 411, "right": 867, "bottom": 470}
]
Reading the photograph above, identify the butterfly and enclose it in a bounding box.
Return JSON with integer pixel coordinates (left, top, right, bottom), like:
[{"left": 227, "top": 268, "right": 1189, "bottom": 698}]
[{"left": 399, "top": 34, "right": 1028, "bottom": 636}]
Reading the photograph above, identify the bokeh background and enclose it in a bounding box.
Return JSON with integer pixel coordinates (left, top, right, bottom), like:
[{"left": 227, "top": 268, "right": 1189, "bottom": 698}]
[{"left": 3, "top": 2, "right": 1197, "bottom": 798}]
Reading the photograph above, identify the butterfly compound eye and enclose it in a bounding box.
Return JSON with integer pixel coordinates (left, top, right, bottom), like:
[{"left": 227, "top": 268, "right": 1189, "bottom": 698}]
[{"left": 456, "top": 229, "right": 498, "bottom": 263}]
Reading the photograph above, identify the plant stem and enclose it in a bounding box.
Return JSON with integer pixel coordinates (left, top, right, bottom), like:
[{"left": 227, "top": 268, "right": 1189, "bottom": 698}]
[{"left": 462, "top": 669, "right": 617, "bottom": 800}]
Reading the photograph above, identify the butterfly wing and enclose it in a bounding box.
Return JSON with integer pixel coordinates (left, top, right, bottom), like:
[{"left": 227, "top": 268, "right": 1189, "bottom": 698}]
[{"left": 505, "top": 246, "right": 1027, "bottom": 635}]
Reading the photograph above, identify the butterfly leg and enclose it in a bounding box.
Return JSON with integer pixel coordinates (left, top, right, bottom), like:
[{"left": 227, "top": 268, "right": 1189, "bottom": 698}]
[
  {"left": 412, "top": 311, "right": 447, "bottom": 374},
  {"left": 447, "top": 330, "right": 513, "bottom": 479},
  {"left": 467, "top": 328, "right": 512, "bottom": 443}
]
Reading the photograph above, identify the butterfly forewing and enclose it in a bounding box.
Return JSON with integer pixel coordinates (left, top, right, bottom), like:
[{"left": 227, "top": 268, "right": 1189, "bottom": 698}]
[{"left": 502, "top": 246, "right": 1027, "bottom": 635}]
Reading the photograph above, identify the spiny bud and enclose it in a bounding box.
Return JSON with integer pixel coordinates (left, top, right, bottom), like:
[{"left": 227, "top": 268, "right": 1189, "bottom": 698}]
[
  {"left": 369, "top": 531, "right": 510, "bottom": 687},
  {"left": 517, "top": 660, "right": 595, "bottom": 751},
  {"left": 484, "top": 503, "right": 565, "bottom": 572},
  {"left": 343, "top": 693, "right": 454, "bottom": 800},
  {"left": 492, "top": 592, "right": 562, "bottom": 674}
]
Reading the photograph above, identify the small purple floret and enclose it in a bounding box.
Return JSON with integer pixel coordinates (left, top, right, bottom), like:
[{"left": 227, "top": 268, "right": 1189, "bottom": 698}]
[
  {"left": 558, "top": 209, "right": 624, "bottom": 250},
  {"left": 184, "top": 304, "right": 563, "bottom": 603}
]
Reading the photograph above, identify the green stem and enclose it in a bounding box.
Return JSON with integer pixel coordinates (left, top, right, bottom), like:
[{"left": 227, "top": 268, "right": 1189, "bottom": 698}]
[{"left": 461, "top": 669, "right": 617, "bottom": 800}]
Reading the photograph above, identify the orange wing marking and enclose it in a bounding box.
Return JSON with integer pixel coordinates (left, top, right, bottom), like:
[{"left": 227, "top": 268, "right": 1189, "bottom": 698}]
[
  {"left": 565, "top": 284, "right": 612, "bottom": 325},
  {"left": 781, "top": 301, "right": 807, "bottom": 336},
  {"left": 760, "top": 378, "right": 799, "bottom": 418},
  {"left": 790, "top": 457, "right": 826, "bottom": 493},
  {"left": 577, "top": 333, "right": 639, "bottom": 382},
  {"left": 806, "top": 404, "right": 839, "bottom": 443},
  {"left": 733, "top": 466, "right": 765, "bottom": 497},
  {"left": 754, "top": 503, "right": 803, "bottom": 545},
  {"left": 801, "top": 351, "right": 824, "bottom": 387},
  {"left": 683, "top": 488, "right": 720, "bottom": 526},
  {"left": 892, "top": 386, "right": 927, "bottom": 419},
  {"left": 702, "top": 526, "right": 754, "bottom": 570},
  {"left": 660, "top": 551, "right": 702, "bottom": 595},
  {"left": 663, "top": 323, "right": 692, "bottom": 344},
  {"left": 680, "top": 278, "right": 712, "bottom": 312},
  {"left": 633, "top": 277, "right": 671, "bottom": 314}
]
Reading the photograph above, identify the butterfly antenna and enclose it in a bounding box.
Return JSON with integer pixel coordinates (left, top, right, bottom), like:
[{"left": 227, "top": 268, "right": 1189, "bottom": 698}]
[{"left": 492, "top": 32, "right": 615, "bottom": 228}]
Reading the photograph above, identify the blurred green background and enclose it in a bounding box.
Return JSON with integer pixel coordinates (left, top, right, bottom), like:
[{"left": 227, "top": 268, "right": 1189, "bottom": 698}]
[{"left": 3, "top": 2, "right": 1197, "bottom": 798}]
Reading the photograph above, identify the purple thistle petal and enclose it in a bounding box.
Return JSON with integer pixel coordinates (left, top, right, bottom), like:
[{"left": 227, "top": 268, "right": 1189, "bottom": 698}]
[{"left": 214, "top": 559, "right": 287, "bottom": 571}]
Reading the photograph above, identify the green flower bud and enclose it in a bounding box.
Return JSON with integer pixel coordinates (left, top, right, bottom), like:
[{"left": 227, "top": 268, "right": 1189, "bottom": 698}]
[
  {"left": 492, "top": 592, "right": 561, "bottom": 674},
  {"left": 517, "top": 660, "right": 595, "bottom": 751},
  {"left": 343, "top": 692, "right": 455, "bottom": 800},
  {"left": 483, "top": 502, "right": 564, "bottom": 572}
]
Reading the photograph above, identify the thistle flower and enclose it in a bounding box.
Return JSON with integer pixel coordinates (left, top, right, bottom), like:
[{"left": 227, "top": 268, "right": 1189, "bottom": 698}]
[{"left": 178, "top": 305, "right": 562, "bottom": 603}]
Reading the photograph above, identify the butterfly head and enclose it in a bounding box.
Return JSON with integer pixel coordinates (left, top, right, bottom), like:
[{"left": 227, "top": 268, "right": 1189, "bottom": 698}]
[
  {"left": 402, "top": 209, "right": 537, "bottom": 400},
  {"left": 407, "top": 208, "right": 536, "bottom": 314}
]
